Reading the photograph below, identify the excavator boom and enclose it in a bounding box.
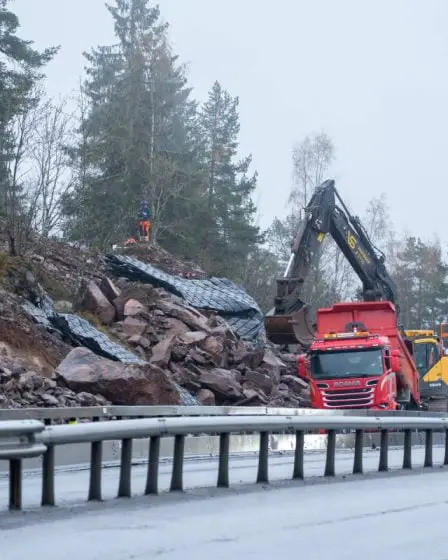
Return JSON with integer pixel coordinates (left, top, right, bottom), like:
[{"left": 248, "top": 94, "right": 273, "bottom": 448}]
[{"left": 264, "top": 179, "right": 397, "bottom": 347}]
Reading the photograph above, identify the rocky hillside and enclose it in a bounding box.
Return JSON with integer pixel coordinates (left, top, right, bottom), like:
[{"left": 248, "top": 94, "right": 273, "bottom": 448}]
[{"left": 0, "top": 239, "right": 309, "bottom": 409}]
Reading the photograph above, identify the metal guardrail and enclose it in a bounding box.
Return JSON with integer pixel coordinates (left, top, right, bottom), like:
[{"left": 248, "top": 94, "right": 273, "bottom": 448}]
[
  {"left": 1, "top": 413, "right": 448, "bottom": 511},
  {"left": 1, "top": 405, "right": 448, "bottom": 422},
  {"left": 0, "top": 420, "right": 46, "bottom": 460},
  {"left": 0, "top": 420, "right": 47, "bottom": 511}
]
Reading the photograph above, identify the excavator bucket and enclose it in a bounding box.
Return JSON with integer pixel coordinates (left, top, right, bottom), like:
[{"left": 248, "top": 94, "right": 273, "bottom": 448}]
[{"left": 264, "top": 306, "right": 316, "bottom": 347}]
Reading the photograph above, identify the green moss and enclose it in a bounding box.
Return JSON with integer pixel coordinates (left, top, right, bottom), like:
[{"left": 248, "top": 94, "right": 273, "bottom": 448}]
[
  {"left": 0, "top": 253, "right": 22, "bottom": 280},
  {"left": 78, "top": 310, "right": 132, "bottom": 349},
  {"left": 32, "top": 265, "right": 71, "bottom": 301},
  {"left": 78, "top": 310, "right": 108, "bottom": 332}
]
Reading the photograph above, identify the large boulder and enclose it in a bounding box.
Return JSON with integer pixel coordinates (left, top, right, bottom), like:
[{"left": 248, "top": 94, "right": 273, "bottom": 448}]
[
  {"left": 281, "top": 374, "right": 309, "bottom": 394},
  {"left": 80, "top": 281, "right": 116, "bottom": 325},
  {"left": 150, "top": 335, "right": 175, "bottom": 367},
  {"left": 123, "top": 299, "right": 146, "bottom": 317},
  {"left": 158, "top": 300, "right": 211, "bottom": 332},
  {"left": 199, "top": 368, "right": 243, "bottom": 401},
  {"left": 112, "top": 283, "right": 157, "bottom": 320},
  {"left": 0, "top": 357, "right": 110, "bottom": 409},
  {"left": 122, "top": 316, "right": 147, "bottom": 337},
  {"left": 179, "top": 331, "right": 208, "bottom": 345},
  {"left": 54, "top": 347, "right": 183, "bottom": 405},
  {"left": 244, "top": 370, "right": 274, "bottom": 395},
  {"left": 196, "top": 388, "right": 215, "bottom": 405},
  {"left": 99, "top": 276, "right": 121, "bottom": 303}
]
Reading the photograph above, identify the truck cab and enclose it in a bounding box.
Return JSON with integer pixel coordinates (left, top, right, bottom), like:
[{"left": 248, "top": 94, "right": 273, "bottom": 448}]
[
  {"left": 299, "top": 331, "right": 401, "bottom": 409},
  {"left": 297, "top": 301, "right": 420, "bottom": 411}
]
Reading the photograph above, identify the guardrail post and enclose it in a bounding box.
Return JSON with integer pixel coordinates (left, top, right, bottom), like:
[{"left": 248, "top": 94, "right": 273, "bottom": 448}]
[
  {"left": 145, "top": 435, "right": 160, "bottom": 495},
  {"left": 256, "top": 431, "right": 269, "bottom": 483},
  {"left": 424, "top": 429, "right": 433, "bottom": 467},
  {"left": 324, "top": 430, "right": 336, "bottom": 477},
  {"left": 353, "top": 429, "right": 363, "bottom": 474},
  {"left": 403, "top": 429, "right": 412, "bottom": 469},
  {"left": 9, "top": 459, "right": 22, "bottom": 510},
  {"left": 41, "top": 419, "right": 55, "bottom": 507},
  {"left": 117, "top": 438, "right": 133, "bottom": 498},
  {"left": 88, "top": 418, "right": 103, "bottom": 501},
  {"left": 444, "top": 429, "right": 448, "bottom": 466},
  {"left": 170, "top": 434, "right": 185, "bottom": 492},
  {"left": 217, "top": 432, "right": 230, "bottom": 488},
  {"left": 292, "top": 431, "right": 304, "bottom": 480},
  {"left": 378, "top": 430, "right": 388, "bottom": 472}
]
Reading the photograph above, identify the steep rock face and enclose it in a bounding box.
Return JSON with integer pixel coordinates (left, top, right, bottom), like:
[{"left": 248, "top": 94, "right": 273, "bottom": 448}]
[{"left": 55, "top": 347, "right": 183, "bottom": 406}]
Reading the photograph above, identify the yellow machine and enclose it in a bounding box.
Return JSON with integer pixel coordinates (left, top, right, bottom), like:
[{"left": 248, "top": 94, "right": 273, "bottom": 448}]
[{"left": 404, "top": 325, "right": 448, "bottom": 411}]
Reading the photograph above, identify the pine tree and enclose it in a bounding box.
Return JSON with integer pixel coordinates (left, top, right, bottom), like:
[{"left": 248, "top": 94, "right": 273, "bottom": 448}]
[
  {"left": 197, "top": 81, "right": 260, "bottom": 276},
  {"left": 63, "top": 0, "right": 198, "bottom": 248},
  {"left": 393, "top": 236, "right": 448, "bottom": 328}
]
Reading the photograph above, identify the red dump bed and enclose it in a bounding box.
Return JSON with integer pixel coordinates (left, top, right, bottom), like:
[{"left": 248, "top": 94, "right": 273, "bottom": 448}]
[{"left": 315, "top": 301, "right": 419, "bottom": 399}]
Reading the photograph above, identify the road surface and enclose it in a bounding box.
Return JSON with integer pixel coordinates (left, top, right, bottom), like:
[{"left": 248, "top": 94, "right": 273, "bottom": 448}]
[
  {"left": 2, "top": 462, "right": 448, "bottom": 559},
  {"left": 0, "top": 444, "right": 444, "bottom": 511}
]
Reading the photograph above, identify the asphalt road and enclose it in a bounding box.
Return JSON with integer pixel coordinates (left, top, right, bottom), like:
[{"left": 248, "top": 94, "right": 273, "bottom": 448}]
[{"left": 2, "top": 452, "right": 448, "bottom": 560}]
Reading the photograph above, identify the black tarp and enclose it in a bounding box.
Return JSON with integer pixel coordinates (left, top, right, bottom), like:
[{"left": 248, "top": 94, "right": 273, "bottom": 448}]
[
  {"left": 22, "top": 300, "right": 198, "bottom": 406},
  {"left": 105, "top": 254, "right": 265, "bottom": 340}
]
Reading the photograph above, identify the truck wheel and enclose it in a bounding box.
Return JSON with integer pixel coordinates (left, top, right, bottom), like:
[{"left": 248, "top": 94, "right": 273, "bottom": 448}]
[{"left": 405, "top": 396, "right": 420, "bottom": 411}]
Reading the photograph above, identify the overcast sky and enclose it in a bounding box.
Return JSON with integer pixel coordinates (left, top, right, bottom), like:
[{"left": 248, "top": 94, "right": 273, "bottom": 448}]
[{"left": 12, "top": 0, "right": 448, "bottom": 242}]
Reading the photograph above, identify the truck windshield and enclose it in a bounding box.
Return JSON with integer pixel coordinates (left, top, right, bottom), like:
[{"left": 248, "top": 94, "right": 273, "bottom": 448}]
[
  {"left": 414, "top": 342, "right": 439, "bottom": 378},
  {"left": 311, "top": 348, "right": 383, "bottom": 379}
]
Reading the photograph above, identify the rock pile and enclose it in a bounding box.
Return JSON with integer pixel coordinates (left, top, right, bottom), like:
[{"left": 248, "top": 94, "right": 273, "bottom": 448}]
[
  {"left": 76, "top": 277, "right": 309, "bottom": 407},
  {"left": 0, "top": 238, "right": 309, "bottom": 409},
  {"left": 55, "top": 347, "right": 184, "bottom": 406},
  {"left": 0, "top": 351, "right": 109, "bottom": 409}
]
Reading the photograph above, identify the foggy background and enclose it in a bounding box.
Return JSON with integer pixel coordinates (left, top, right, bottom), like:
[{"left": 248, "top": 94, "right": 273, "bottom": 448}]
[{"left": 13, "top": 0, "right": 448, "bottom": 240}]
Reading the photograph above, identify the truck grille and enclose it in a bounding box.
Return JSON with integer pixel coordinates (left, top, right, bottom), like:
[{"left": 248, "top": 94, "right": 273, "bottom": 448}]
[{"left": 320, "top": 386, "right": 375, "bottom": 408}]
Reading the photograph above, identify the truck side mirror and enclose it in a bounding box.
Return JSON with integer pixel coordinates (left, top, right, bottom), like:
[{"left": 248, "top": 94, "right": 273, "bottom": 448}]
[
  {"left": 297, "top": 354, "right": 309, "bottom": 379},
  {"left": 390, "top": 349, "right": 401, "bottom": 373}
]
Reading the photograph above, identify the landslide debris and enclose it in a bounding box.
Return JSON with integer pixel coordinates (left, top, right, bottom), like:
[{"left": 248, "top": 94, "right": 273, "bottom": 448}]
[
  {"left": 74, "top": 276, "right": 309, "bottom": 407},
  {"left": 0, "top": 239, "right": 309, "bottom": 409}
]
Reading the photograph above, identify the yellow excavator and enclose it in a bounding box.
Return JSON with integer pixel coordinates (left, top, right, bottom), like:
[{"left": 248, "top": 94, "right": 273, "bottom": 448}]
[{"left": 404, "top": 326, "right": 448, "bottom": 411}]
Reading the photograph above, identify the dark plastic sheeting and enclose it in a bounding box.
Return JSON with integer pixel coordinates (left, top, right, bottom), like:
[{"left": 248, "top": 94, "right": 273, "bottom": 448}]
[
  {"left": 53, "top": 314, "right": 145, "bottom": 364},
  {"left": 22, "top": 301, "right": 53, "bottom": 330},
  {"left": 105, "top": 254, "right": 265, "bottom": 340},
  {"left": 22, "top": 302, "right": 198, "bottom": 406}
]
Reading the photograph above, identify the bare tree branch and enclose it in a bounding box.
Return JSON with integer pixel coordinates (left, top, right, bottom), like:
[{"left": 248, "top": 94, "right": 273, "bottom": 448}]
[{"left": 27, "top": 96, "right": 76, "bottom": 237}]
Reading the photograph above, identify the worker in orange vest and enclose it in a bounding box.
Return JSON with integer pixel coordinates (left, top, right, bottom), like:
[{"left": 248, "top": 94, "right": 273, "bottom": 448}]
[{"left": 138, "top": 200, "right": 152, "bottom": 242}]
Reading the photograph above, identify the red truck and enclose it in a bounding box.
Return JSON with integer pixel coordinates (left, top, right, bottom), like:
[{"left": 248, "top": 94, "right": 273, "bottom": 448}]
[{"left": 297, "top": 300, "right": 420, "bottom": 410}]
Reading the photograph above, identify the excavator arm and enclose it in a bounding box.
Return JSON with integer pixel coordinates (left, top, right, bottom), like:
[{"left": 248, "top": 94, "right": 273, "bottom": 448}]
[
  {"left": 329, "top": 188, "right": 397, "bottom": 304},
  {"left": 264, "top": 179, "right": 397, "bottom": 347}
]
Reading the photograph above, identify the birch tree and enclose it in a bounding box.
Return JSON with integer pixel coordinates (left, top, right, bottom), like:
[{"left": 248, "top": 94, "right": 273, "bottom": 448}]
[{"left": 28, "top": 97, "right": 75, "bottom": 236}]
